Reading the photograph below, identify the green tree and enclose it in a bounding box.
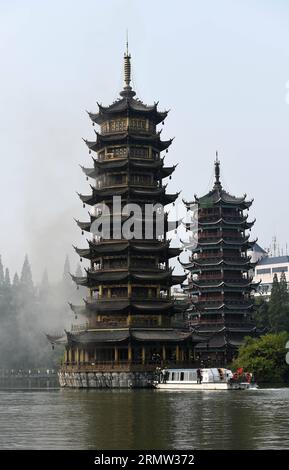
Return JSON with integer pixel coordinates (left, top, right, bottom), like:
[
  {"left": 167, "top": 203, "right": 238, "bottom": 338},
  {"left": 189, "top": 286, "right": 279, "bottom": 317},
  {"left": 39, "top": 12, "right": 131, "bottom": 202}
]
[
  {"left": 268, "top": 272, "right": 289, "bottom": 332},
  {"left": 4, "top": 268, "right": 11, "bottom": 287},
  {"left": 13, "top": 272, "right": 19, "bottom": 287},
  {"left": 253, "top": 297, "right": 270, "bottom": 330},
  {"left": 0, "top": 255, "right": 4, "bottom": 285},
  {"left": 232, "top": 332, "right": 289, "bottom": 383},
  {"left": 20, "top": 255, "right": 34, "bottom": 292}
]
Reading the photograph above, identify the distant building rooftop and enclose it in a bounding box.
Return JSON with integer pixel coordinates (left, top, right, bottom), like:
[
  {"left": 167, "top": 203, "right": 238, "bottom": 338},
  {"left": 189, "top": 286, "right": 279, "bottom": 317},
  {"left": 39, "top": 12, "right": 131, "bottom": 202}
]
[
  {"left": 257, "top": 255, "right": 289, "bottom": 266},
  {"left": 252, "top": 243, "right": 267, "bottom": 254}
]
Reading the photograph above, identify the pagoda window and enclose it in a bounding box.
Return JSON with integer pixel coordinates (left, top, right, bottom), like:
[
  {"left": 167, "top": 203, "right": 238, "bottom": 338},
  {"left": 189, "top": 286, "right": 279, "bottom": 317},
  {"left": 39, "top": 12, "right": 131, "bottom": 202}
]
[
  {"left": 118, "top": 348, "right": 128, "bottom": 361},
  {"left": 129, "top": 118, "right": 147, "bottom": 131},
  {"left": 130, "top": 257, "right": 155, "bottom": 268},
  {"left": 106, "top": 146, "right": 128, "bottom": 159},
  {"left": 130, "top": 146, "right": 149, "bottom": 158},
  {"left": 132, "top": 286, "right": 150, "bottom": 298},
  {"left": 110, "top": 286, "right": 128, "bottom": 298},
  {"left": 108, "top": 119, "right": 127, "bottom": 133},
  {"left": 103, "top": 257, "right": 127, "bottom": 269},
  {"left": 131, "top": 316, "right": 158, "bottom": 327},
  {"left": 104, "top": 174, "right": 127, "bottom": 186},
  {"left": 131, "top": 173, "right": 152, "bottom": 185}
]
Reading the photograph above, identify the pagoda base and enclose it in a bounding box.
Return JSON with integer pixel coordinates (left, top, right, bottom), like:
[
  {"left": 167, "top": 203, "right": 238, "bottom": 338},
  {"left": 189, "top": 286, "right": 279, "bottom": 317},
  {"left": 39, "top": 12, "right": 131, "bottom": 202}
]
[{"left": 58, "top": 370, "right": 155, "bottom": 389}]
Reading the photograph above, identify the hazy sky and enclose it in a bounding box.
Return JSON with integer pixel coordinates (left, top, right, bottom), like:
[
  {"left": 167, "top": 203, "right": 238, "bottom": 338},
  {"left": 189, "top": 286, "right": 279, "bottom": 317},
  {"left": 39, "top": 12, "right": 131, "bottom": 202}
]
[{"left": 1, "top": 0, "right": 289, "bottom": 281}]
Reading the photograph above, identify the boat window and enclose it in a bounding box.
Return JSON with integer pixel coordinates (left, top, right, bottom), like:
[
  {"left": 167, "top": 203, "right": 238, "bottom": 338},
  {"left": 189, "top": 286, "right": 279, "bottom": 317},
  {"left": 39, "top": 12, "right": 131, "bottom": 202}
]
[
  {"left": 171, "top": 372, "right": 175, "bottom": 381},
  {"left": 180, "top": 372, "right": 184, "bottom": 381}
]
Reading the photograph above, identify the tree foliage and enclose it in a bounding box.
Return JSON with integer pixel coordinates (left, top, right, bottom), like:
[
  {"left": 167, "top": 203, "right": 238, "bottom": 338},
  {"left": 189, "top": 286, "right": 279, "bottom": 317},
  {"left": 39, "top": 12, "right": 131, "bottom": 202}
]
[
  {"left": 0, "top": 254, "right": 84, "bottom": 370},
  {"left": 253, "top": 272, "right": 289, "bottom": 333},
  {"left": 232, "top": 332, "right": 289, "bottom": 383}
]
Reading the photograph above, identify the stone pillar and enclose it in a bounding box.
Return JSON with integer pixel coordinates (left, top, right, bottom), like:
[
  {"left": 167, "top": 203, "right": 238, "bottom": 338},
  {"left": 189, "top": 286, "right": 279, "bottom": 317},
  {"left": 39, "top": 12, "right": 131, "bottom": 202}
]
[
  {"left": 162, "top": 345, "right": 166, "bottom": 361},
  {"left": 76, "top": 348, "right": 79, "bottom": 364},
  {"left": 114, "top": 347, "right": 119, "bottom": 363},
  {"left": 84, "top": 350, "right": 89, "bottom": 363},
  {"left": 142, "top": 347, "right": 146, "bottom": 364},
  {"left": 128, "top": 345, "right": 132, "bottom": 362},
  {"left": 128, "top": 283, "right": 132, "bottom": 297}
]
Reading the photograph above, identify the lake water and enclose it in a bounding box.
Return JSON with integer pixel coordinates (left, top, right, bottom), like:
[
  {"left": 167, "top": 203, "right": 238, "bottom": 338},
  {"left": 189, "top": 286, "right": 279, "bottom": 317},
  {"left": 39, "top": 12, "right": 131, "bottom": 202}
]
[{"left": 0, "top": 387, "right": 289, "bottom": 449}]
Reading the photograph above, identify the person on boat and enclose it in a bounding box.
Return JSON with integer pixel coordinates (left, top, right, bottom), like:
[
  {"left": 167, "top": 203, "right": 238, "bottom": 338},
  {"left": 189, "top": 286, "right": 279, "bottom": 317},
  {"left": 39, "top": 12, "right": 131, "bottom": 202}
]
[{"left": 197, "top": 368, "right": 203, "bottom": 384}]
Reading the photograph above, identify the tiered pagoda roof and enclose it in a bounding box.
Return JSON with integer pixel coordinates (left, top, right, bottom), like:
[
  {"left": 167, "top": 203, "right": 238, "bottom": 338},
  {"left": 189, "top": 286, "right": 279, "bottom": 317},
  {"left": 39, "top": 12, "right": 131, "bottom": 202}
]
[
  {"left": 53, "top": 45, "right": 192, "bottom": 361},
  {"left": 88, "top": 98, "right": 168, "bottom": 125},
  {"left": 181, "top": 157, "right": 259, "bottom": 360},
  {"left": 84, "top": 131, "right": 173, "bottom": 153},
  {"left": 78, "top": 185, "right": 179, "bottom": 206},
  {"left": 80, "top": 158, "right": 176, "bottom": 179}
]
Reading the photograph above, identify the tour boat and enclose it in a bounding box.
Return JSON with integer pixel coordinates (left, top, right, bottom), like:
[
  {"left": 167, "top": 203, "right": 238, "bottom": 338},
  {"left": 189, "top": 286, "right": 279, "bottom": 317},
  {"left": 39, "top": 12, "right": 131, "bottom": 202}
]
[{"left": 152, "top": 368, "right": 258, "bottom": 390}]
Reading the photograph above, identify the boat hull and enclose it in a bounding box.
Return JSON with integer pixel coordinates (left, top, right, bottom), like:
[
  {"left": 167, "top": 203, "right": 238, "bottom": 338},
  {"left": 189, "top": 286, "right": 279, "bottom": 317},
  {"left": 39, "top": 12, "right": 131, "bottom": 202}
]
[{"left": 154, "top": 382, "right": 252, "bottom": 390}]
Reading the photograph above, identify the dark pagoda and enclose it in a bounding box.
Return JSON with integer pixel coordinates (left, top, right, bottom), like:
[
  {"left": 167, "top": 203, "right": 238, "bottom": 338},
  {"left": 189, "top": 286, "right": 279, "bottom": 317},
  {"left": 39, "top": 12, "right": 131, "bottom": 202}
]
[
  {"left": 181, "top": 157, "right": 259, "bottom": 365},
  {"left": 52, "top": 47, "right": 194, "bottom": 388}
]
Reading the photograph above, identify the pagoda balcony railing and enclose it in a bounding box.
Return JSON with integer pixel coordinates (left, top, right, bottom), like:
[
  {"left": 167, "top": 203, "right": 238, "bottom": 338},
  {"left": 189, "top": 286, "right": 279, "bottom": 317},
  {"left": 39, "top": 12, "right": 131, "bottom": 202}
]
[
  {"left": 189, "top": 318, "right": 227, "bottom": 325},
  {"left": 191, "top": 259, "right": 250, "bottom": 266},
  {"left": 60, "top": 361, "right": 197, "bottom": 373},
  {"left": 195, "top": 275, "right": 245, "bottom": 282},
  {"left": 71, "top": 321, "right": 174, "bottom": 331},
  {"left": 188, "top": 319, "right": 254, "bottom": 327},
  {"left": 87, "top": 294, "right": 171, "bottom": 302},
  {"left": 196, "top": 299, "right": 253, "bottom": 306},
  {"left": 199, "top": 231, "right": 244, "bottom": 238},
  {"left": 101, "top": 127, "right": 153, "bottom": 136},
  {"left": 195, "top": 254, "right": 248, "bottom": 261},
  {"left": 198, "top": 216, "right": 246, "bottom": 223},
  {"left": 191, "top": 278, "right": 251, "bottom": 285},
  {"left": 196, "top": 273, "right": 243, "bottom": 279},
  {"left": 95, "top": 182, "right": 161, "bottom": 190},
  {"left": 198, "top": 235, "right": 245, "bottom": 243},
  {"left": 89, "top": 265, "right": 167, "bottom": 273},
  {"left": 97, "top": 155, "right": 128, "bottom": 162},
  {"left": 96, "top": 152, "right": 157, "bottom": 163}
]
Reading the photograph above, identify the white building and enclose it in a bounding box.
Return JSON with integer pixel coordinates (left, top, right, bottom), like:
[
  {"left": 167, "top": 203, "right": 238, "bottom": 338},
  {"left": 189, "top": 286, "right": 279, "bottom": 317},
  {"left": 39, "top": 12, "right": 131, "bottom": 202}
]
[{"left": 253, "top": 254, "right": 289, "bottom": 297}]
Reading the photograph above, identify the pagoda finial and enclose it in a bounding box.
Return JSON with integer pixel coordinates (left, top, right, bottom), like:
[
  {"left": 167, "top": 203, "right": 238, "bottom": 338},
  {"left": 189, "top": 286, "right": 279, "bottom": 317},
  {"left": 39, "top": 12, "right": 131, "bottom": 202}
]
[
  {"left": 120, "top": 31, "right": 136, "bottom": 98},
  {"left": 214, "top": 151, "right": 222, "bottom": 189},
  {"left": 126, "top": 29, "right": 129, "bottom": 56}
]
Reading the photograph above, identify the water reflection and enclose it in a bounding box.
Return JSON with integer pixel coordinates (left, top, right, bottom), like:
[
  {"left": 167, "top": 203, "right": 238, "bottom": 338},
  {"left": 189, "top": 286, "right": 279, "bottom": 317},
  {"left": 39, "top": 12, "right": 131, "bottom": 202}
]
[{"left": 0, "top": 388, "right": 289, "bottom": 449}]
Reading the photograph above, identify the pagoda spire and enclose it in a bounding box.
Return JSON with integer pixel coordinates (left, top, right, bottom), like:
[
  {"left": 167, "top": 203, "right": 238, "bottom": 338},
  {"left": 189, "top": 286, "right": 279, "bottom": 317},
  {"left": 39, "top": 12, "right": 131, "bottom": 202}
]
[
  {"left": 120, "top": 32, "right": 136, "bottom": 98},
  {"left": 214, "top": 151, "right": 222, "bottom": 190}
]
